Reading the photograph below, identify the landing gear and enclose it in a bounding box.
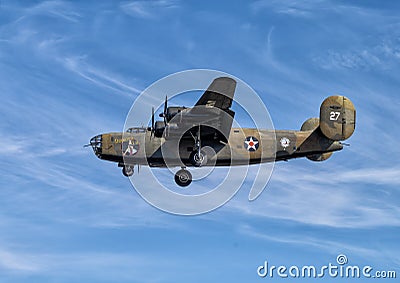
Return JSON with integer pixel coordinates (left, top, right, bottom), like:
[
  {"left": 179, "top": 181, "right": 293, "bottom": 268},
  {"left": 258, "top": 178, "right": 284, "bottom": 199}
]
[
  {"left": 174, "top": 169, "right": 192, "bottom": 187},
  {"left": 122, "top": 166, "right": 134, "bottom": 177},
  {"left": 189, "top": 124, "right": 208, "bottom": 167},
  {"left": 189, "top": 150, "right": 207, "bottom": 167}
]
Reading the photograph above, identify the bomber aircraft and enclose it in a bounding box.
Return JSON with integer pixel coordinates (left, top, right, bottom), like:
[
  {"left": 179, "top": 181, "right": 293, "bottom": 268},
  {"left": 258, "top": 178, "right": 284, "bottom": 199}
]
[{"left": 87, "top": 77, "right": 356, "bottom": 187}]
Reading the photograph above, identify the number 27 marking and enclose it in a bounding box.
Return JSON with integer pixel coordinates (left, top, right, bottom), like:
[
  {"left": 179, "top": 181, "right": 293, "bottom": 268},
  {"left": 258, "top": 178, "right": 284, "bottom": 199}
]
[{"left": 330, "top": 111, "right": 340, "bottom": 121}]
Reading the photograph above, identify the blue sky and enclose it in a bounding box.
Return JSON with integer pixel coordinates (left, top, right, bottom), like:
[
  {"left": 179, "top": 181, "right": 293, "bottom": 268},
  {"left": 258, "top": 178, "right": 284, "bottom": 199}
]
[{"left": 1, "top": 0, "right": 399, "bottom": 282}]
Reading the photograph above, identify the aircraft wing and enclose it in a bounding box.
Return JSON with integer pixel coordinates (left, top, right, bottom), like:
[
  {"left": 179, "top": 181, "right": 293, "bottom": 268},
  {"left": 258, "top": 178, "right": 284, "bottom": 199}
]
[
  {"left": 194, "top": 77, "right": 236, "bottom": 111},
  {"left": 174, "top": 77, "right": 237, "bottom": 142}
]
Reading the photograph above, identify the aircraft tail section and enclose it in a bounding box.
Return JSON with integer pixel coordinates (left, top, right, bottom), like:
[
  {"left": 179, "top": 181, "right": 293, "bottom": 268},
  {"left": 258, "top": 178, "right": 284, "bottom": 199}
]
[
  {"left": 299, "top": 95, "right": 355, "bottom": 162},
  {"left": 319, "top": 95, "right": 356, "bottom": 141}
]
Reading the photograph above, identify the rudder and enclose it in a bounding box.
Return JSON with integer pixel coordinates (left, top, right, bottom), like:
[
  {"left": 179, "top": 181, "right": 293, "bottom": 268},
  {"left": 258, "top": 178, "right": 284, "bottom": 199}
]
[{"left": 320, "top": 95, "right": 356, "bottom": 141}]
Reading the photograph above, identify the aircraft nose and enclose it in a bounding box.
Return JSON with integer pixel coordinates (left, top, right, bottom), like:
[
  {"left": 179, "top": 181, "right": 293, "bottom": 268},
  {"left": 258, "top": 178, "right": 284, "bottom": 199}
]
[{"left": 89, "top": 134, "right": 102, "bottom": 157}]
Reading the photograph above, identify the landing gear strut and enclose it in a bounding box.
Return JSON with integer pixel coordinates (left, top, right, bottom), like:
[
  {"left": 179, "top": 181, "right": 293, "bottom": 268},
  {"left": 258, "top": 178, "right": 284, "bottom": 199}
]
[
  {"left": 189, "top": 124, "right": 207, "bottom": 167},
  {"left": 122, "top": 166, "right": 134, "bottom": 177},
  {"left": 174, "top": 168, "right": 192, "bottom": 187}
]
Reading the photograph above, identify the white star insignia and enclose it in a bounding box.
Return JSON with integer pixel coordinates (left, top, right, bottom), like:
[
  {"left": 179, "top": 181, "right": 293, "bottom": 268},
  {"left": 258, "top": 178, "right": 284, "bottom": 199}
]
[{"left": 244, "top": 136, "right": 259, "bottom": 151}]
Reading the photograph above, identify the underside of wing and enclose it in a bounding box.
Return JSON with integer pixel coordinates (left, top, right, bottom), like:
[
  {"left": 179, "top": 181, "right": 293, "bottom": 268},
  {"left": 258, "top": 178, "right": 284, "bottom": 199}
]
[
  {"left": 195, "top": 77, "right": 236, "bottom": 111},
  {"left": 159, "top": 77, "right": 237, "bottom": 143},
  {"left": 183, "top": 77, "right": 237, "bottom": 142}
]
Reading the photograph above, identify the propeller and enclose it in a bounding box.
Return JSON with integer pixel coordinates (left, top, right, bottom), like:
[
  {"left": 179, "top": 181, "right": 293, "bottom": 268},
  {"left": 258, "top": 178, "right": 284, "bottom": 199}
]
[
  {"left": 152, "top": 106, "right": 155, "bottom": 128},
  {"left": 159, "top": 95, "right": 168, "bottom": 126},
  {"left": 150, "top": 106, "right": 155, "bottom": 138}
]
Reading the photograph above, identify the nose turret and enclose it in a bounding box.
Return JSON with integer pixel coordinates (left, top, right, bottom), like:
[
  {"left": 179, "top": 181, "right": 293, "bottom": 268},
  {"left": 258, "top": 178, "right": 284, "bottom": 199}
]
[{"left": 88, "top": 134, "right": 102, "bottom": 157}]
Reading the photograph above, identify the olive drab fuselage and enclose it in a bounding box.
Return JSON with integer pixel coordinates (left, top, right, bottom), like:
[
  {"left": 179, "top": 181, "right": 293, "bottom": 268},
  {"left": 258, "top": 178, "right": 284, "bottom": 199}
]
[
  {"left": 90, "top": 94, "right": 355, "bottom": 168},
  {"left": 91, "top": 126, "right": 344, "bottom": 168},
  {"left": 88, "top": 76, "right": 356, "bottom": 187}
]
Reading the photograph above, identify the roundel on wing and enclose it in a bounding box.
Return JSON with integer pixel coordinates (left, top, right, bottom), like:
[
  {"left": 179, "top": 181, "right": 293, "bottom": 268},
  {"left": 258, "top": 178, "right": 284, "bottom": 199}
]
[{"left": 244, "top": 136, "right": 259, "bottom": 152}]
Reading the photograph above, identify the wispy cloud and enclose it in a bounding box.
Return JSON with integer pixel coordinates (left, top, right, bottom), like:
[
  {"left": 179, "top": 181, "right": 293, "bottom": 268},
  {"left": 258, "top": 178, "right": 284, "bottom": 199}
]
[
  {"left": 0, "top": 2, "right": 142, "bottom": 101},
  {"left": 225, "top": 162, "right": 400, "bottom": 228},
  {"left": 1, "top": 1, "right": 399, "bottom": 281},
  {"left": 0, "top": 248, "right": 177, "bottom": 278},
  {"left": 238, "top": 224, "right": 380, "bottom": 258},
  {"left": 276, "top": 166, "right": 400, "bottom": 186},
  {"left": 251, "top": 0, "right": 327, "bottom": 18},
  {"left": 29, "top": 0, "right": 82, "bottom": 23},
  {"left": 0, "top": 250, "right": 40, "bottom": 272},
  {"left": 0, "top": 139, "right": 24, "bottom": 155},
  {"left": 314, "top": 49, "right": 381, "bottom": 70},
  {"left": 62, "top": 56, "right": 142, "bottom": 98},
  {"left": 120, "top": 0, "right": 179, "bottom": 19},
  {"left": 312, "top": 38, "right": 400, "bottom": 71}
]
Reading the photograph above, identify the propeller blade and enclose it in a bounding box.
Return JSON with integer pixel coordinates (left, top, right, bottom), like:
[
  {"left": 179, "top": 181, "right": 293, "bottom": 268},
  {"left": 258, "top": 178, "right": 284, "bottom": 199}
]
[
  {"left": 151, "top": 106, "right": 155, "bottom": 130},
  {"left": 164, "top": 95, "right": 168, "bottom": 114},
  {"left": 163, "top": 95, "right": 168, "bottom": 125}
]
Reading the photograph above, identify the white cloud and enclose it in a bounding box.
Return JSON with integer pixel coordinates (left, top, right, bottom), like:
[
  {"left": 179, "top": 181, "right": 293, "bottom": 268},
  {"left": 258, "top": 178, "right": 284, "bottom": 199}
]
[
  {"left": 29, "top": 0, "right": 82, "bottom": 23},
  {"left": 314, "top": 49, "right": 383, "bottom": 71},
  {"left": 238, "top": 224, "right": 379, "bottom": 258},
  {"left": 287, "top": 166, "right": 400, "bottom": 186},
  {"left": 62, "top": 56, "right": 141, "bottom": 98},
  {"left": 0, "top": 248, "right": 178, "bottom": 279},
  {"left": 225, "top": 163, "right": 400, "bottom": 228},
  {"left": 0, "top": 250, "right": 40, "bottom": 272},
  {"left": 251, "top": 0, "right": 327, "bottom": 18},
  {"left": 0, "top": 3, "right": 399, "bottom": 281},
  {"left": 0, "top": 140, "right": 24, "bottom": 155},
  {"left": 120, "top": 0, "right": 179, "bottom": 19}
]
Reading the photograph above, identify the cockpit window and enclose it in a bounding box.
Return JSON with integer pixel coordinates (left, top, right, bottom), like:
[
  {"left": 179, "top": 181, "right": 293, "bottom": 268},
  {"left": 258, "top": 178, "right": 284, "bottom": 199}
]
[{"left": 126, "top": 127, "right": 146, "bottom": 133}]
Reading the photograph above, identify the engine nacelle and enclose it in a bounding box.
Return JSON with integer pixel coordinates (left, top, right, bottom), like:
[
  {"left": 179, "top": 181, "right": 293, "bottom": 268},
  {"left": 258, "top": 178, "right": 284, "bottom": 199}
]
[
  {"left": 306, "top": 152, "right": 333, "bottom": 162},
  {"left": 319, "top": 95, "right": 356, "bottom": 141}
]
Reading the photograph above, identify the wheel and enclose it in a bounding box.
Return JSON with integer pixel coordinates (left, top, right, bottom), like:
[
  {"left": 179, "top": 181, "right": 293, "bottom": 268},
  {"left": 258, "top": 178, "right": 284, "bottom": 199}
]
[
  {"left": 189, "top": 150, "right": 208, "bottom": 167},
  {"left": 122, "top": 166, "right": 134, "bottom": 177},
  {"left": 174, "top": 169, "right": 192, "bottom": 187}
]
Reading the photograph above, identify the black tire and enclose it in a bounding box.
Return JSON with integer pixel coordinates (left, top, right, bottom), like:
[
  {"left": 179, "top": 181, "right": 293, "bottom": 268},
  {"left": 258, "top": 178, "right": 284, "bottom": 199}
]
[
  {"left": 189, "top": 150, "right": 208, "bottom": 167},
  {"left": 122, "top": 166, "right": 134, "bottom": 177},
  {"left": 174, "top": 169, "right": 192, "bottom": 187}
]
